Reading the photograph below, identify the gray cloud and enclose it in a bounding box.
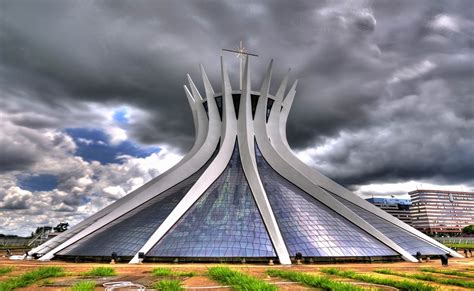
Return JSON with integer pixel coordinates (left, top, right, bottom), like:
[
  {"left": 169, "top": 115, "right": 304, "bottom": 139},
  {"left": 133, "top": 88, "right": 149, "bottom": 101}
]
[{"left": 0, "top": 0, "right": 473, "bottom": 234}]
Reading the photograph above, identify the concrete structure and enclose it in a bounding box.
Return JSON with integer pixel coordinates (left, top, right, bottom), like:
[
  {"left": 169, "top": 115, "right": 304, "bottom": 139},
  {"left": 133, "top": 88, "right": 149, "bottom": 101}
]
[
  {"left": 366, "top": 197, "right": 413, "bottom": 225},
  {"left": 410, "top": 189, "right": 474, "bottom": 235},
  {"left": 30, "top": 56, "right": 461, "bottom": 264}
]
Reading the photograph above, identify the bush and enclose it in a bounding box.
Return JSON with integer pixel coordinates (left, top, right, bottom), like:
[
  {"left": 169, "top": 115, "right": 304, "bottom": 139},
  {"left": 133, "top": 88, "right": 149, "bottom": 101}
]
[{"left": 462, "top": 224, "right": 474, "bottom": 234}]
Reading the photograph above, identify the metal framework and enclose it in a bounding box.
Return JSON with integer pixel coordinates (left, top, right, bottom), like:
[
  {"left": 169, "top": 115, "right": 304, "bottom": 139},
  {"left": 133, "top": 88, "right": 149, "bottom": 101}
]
[{"left": 31, "top": 57, "right": 462, "bottom": 264}]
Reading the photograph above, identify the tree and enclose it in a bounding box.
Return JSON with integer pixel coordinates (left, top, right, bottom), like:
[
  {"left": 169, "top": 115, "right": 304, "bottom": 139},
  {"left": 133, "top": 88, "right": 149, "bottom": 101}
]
[{"left": 462, "top": 225, "right": 474, "bottom": 234}]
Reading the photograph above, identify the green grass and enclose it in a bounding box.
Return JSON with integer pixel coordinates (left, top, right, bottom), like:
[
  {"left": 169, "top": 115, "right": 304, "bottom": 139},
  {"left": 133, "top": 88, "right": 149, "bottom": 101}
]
[
  {"left": 82, "top": 266, "right": 116, "bottom": 277},
  {"left": 444, "top": 243, "right": 474, "bottom": 249},
  {"left": 208, "top": 266, "right": 277, "bottom": 291},
  {"left": 38, "top": 279, "right": 53, "bottom": 286},
  {"left": 420, "top": 267, "right": 474, "bottom": 278},
  {"left": 321, "top": 268, "right": 435, "bottom": 291},
  {"left": 0, "top": 266, "right": 64, "bottom": 291},
  {"left": 153, "top": 279, "right": 184, "bottom": 291},
  {"left": 70, "top": 280, "right": 96, "bottom": 291},
  {"left": 152, "top": 267, "right": 195, "bottom": 277},
  {"left": 266, "top": 269, "right": 363, "bottom": 290},
  {"left": 374, "top": 268, "right": 474, "bottom": 289},
  {"left": 0, "top": 266, "right": 13, "bottom": 275}
]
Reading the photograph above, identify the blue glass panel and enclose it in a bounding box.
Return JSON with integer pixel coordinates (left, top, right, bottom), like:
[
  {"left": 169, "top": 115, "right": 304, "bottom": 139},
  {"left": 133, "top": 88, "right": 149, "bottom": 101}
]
[
  {"left": 148, "top": 143, "right": 276, "bottom": 258},
  {"left": 57, "top": 148, "right": 217, "bottom": 257},
  {"left": 328, "top": 193, "right": 447, "bottom": 255},
  {"left": 255, "top": 146, "right": 397, "bottom": 257}
]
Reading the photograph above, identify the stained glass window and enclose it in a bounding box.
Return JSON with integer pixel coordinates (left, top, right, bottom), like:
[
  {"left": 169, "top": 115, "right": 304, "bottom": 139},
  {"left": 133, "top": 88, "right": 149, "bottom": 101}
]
[
  {"left": 57, "top": 148, "right": 218, "bottom": 257},
  {"left": 255, "top": 145, "right": 397, "bottom": 257},
  {"left": 147, "top": 143, "right": 276, "bottom": 258}
]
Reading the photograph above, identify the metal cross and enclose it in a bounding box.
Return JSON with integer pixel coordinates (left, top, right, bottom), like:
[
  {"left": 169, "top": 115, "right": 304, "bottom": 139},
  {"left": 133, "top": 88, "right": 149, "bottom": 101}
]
[{"left": 222, "top": 41, "right": 258, "bottom": 89}]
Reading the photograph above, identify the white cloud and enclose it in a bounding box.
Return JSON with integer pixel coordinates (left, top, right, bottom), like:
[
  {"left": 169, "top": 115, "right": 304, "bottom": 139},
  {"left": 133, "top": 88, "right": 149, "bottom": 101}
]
[
  {"left": 105, "top": 126, "right": 128, "bottom": 145},
  {"left": 0, "top": 187, "right": 33, "bottom": 210},
  {"left": 102, "top": 185, "right": 126, "bottom": 199},
  {"left": 0, "top": 112, "right": 184, "bottom": 235},
  {"left": 430, "top": 14, "right": 460, "bottom": 33},
  {"left": 389, "top": 60, "right": 436, "bottom": 84},
  {"left": 77, "top": 138, "right": 94, "bottom": 145},
  {"left": 0, "top": 141, "right": 183, "bottom": 235}
]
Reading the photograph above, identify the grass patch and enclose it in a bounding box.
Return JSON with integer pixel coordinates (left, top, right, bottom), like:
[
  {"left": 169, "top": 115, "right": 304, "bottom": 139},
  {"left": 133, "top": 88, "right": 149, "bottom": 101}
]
[
  {"left": 267, "top": 269, "right": 362, "bottom": 290},
  {"left": 208, "top": 266, "right": 276, "bottom": 291},
  {"left": 152, "top": 267, "right": 195, "bottom": 277},
  {"left": 0, "top": 266, "right": 64, "bottom": 291},
  {"left": 71, "top": 280, "right": 96, "bottom": 291},
  {"left": 0, "top": 266, "right": 13, "bottom": 275},
  {"left": 444, "top": 243, "right": 474, "bottom": 249},
  {"left": 82, "top": 266, "right": 116, "bottom": 277},
  {"left": 321, "top": 267, "right": 435, "bottom": 291},
  {"left": 153, "top": 279, "right": 184, "bottom": 291},
  {"left": 38, "top": 279, "right": 54, "bottom": 286},
  {"left": 375, "top": 268, "right": 474, "bottom": 289},
  {"left": 420, "top": 267, "right": 474, "bottom": 278}
]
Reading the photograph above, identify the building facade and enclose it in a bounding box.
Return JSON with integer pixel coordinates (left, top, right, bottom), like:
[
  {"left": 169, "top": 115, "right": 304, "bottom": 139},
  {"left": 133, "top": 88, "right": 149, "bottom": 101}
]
[
  {"left": 409, "top": 190, "right": 474, "bottom": 235},
  {"left": 366, "top": 198, "right": 412, "bottom": 226}
]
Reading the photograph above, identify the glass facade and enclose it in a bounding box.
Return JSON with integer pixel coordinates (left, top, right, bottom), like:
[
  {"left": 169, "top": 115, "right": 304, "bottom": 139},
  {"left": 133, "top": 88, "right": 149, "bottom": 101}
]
[
  {"left": 147, "top": 143, "right": 276, "bottom": 258},
  {"left": 255, "top": 146, "right": 397, "bottom": 257},
  {"left": 329, "top": 192, "right": 447, "bottom": 255},
  {"left": 57, "top": 149, "right": 217, "bottom": 257}
]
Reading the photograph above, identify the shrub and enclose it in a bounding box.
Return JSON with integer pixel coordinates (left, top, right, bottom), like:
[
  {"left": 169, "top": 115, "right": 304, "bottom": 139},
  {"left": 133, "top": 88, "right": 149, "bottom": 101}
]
[{"left": 462, "top": 224, "right": 474, "bottom": 234}]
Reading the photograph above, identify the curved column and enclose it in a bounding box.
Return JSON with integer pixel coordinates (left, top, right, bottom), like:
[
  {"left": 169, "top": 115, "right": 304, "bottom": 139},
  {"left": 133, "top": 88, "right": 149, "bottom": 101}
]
[
  {"left": 254, "top": 61, "right": 418, "bottom": 262},
  {"left": 39, "top": 67, "right": 220, "bottom": 261},
  {"left": 278, "top": 80, "right": 296, "bottom": 149},
  {"left": 237, "top": 58, "right": 291, "bottom": 265},
  {"left": 129, "top": 57, "right": 238, "bottom": 263},
  {"left": 270, "top": 81, "right": 460, "bottom": 258}
]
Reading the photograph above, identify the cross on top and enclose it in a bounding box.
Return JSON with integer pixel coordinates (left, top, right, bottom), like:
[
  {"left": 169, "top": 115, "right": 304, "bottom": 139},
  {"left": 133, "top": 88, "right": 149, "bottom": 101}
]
[
  {"left": 222, "top": 41, "right": 259, "bottom": 58},
  {"left": 222, "top": 41, "right": 259, "bottom": 89}
]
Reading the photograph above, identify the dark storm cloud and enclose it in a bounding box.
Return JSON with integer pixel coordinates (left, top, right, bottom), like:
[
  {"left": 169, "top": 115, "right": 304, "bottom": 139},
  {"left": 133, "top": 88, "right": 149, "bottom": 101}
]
[{"left": 0, "top": 0, "right": 473, "bottom": 190}]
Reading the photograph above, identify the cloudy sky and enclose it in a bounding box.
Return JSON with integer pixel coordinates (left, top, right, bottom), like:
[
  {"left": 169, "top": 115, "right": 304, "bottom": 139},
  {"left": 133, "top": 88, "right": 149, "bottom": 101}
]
[{"left": 1, "top": 0, "right": 473, "bottom": 236}]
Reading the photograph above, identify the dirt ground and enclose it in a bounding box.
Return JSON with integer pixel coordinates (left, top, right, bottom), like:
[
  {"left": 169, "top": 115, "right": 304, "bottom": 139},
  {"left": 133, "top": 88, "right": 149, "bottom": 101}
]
[{"left": 0, "top": 253, "right": 473, "bottom": 290}]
